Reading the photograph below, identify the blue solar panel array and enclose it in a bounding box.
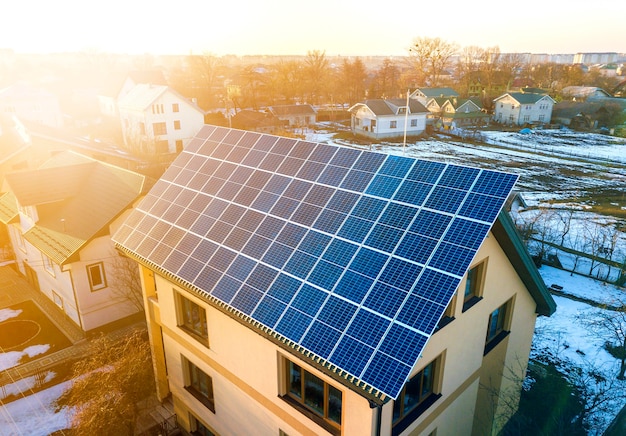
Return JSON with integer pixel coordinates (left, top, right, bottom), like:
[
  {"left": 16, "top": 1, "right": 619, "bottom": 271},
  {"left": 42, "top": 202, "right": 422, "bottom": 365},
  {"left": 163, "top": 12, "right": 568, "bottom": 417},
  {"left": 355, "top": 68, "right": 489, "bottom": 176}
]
[{"left": 112, "top": 126, "right": 518, "bottom": 399}]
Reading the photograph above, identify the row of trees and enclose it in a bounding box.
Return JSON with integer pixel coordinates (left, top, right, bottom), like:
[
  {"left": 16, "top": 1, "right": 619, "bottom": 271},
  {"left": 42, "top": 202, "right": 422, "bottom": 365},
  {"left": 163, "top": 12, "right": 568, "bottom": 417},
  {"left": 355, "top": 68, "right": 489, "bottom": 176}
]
[{"left": 165, "top": 37, "right": 623, "bottom": 112}]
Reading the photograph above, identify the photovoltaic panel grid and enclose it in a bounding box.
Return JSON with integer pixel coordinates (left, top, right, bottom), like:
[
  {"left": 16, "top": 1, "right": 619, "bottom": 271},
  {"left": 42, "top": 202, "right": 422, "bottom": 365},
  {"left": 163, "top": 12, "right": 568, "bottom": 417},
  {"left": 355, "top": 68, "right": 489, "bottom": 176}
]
[{"left": 112, "top": 125, "right": 518, "bottom": 399}]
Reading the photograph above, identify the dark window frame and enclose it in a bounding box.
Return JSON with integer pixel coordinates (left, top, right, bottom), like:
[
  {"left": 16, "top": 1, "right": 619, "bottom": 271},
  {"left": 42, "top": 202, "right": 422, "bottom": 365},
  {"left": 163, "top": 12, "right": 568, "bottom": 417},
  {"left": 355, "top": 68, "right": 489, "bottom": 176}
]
[
  {"left": 462, "top": 261, "right": 485, "bottom": 312},
  {"left": 87, "top": 261, "right": 107, "bottom": 291},
  {"left": 484, "top": 300, "right": 512, "bottom": 354},
  {"left": 281, "top": 359, "right": 342, "bottom": 436},
  {"left": 178, "top": 293, "right": 209, "bottom": 345},
  {"left": 392, "top": 357, "right": 442, "bottom": 435},
  {"left": 185, "top": 358, "right": 215, "bottom": 412}
]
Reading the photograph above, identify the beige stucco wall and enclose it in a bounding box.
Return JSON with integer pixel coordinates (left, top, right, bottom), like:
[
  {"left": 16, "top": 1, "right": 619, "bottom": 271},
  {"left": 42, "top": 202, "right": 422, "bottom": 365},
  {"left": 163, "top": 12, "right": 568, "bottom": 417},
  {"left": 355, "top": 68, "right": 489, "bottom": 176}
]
[
  {"left": 151, "top": 273, "right": 376, "bottom": 436},
  {"left": 142, "top": 227, "right": 541, "bottom": 436}
]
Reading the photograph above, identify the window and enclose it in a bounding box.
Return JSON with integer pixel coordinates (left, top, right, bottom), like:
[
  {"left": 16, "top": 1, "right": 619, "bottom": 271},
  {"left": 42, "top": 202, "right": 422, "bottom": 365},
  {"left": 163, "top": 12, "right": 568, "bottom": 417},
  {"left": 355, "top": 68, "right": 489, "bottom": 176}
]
[
  {"left": 390, "top": 120, "right": 397, "bottom": 129},
  {"left": 42, "top": 253, "right": 55, "bottom": 276},
  {"left": 152, "top": 104, "right": 164, "bottom": 114},
  {"left": 284, "top": 359, "right": 342, "bottom": 434},
  {"left": 139, "top": 122, "right": 145, "bottom": 135},
  {"left": 153, "top": 122, "right": 167, "bottom": 136},
  {"left": 436, "top": 293, "right": 456, "bottom": 331},
  {"left": 172, "top": 103, "right": 180, "bottom": 112},
  {"left": 398, "top": 107, "right": 407, "bottom": 115},
  {"left": 463, "top": 261, "right": 485, "bottom": 312},
  {"left": 176, "top": 140, "right": 184, "bottom": 153},
  {"left": 539, "top": 114, "right": 545, "bottom": 122},
  {"left": 191, "top": 415, "right": 215, "bottom": 436},
  {"left": 185, "top": 357, "right": 215, "bottom": 412},
  {"left": 178, "top": 293, "right": 208, "bottom": 343},
  {"left": 393, "top": 356, "right": 441, "bottom": 432},
  {"left": 87, "top": 262, "right": 107, "bottom": 291},
  {"left": 410, "top": 119, "right": 417, "bottom": 127},
  {"left": 52, "top": 291, "right": 63, "bottom": 309},
  {"left": 485, "top": 300, "right": 512, "bottom": 354},
  {"left": 524, "top": 115, "right": 530, "bottom": 122},
  {"left": 174, "top": 120, "right": 181, "bottom": 130}
]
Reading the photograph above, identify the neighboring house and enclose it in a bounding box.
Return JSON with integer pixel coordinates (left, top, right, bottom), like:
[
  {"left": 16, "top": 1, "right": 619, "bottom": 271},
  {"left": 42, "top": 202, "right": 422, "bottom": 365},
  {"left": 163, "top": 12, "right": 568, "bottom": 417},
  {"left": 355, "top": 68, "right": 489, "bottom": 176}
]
[
  {"left": 439, "top": 97, "right": 490, "bottom": 129},
  {"left": 551, "top": 101, "right": 625, "bottom": 130},
  {"left": 268, "top": 104, "right": 317, "bottom": 128},
  {"left": 410, "top": 87, "right": 459, "bottom": 106},
  {"left": 0, "top": 151, "right": 150, "bottom": 334},
  {"left": 231, "top": 109, "right": 280, "bottom": 133},
  {"left": 113, "top": 126, "right": 555, "bottom": 436},
  {"left": 560, "top": 86, "right": 614, "bottom": 101},
  {"left": 493, "top": 91, "right": 556, "bottom": 126},
  {"left": 118, "top": 84, "right": 205, "bottom": 156},
  {"left": 97, "top": 69, "right": 167, "bottom": 118},
  {"left": 424, "top": 97, "right": 448, "bottom": 120},
  {"left": 348, "top": 98, "right": 429, "bottom": 139},
  {"left": 0, "top": 82, "right": 64, "bottom": 129}
]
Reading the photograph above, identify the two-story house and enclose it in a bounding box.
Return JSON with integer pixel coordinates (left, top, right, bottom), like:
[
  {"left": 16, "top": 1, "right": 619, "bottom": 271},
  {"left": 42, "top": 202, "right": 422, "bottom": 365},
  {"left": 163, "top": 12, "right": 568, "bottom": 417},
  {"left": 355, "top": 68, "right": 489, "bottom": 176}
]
[
  {"left": 349, "top": 99, "right": 429, "bottom": 140},
  {"left": 113, "top": 126, "right": 555, "bottom": 436},
  {"left": 0, "top": 151, "right": 150, "bottom": 334},
  {"left": 118, "top": 84, "right": 205, "bottom": 157},
  {"left": 439, "top": 98, "right": 490, "bottom": 130},
  {"left": 493, "top": 91, "right": 556, "bottom": 126}
]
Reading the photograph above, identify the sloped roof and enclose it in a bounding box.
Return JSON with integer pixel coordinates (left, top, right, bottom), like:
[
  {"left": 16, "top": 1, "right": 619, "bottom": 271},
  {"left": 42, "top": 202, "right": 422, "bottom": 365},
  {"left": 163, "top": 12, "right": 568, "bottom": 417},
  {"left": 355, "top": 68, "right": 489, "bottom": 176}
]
[
  {"left": 418, "top": 87, "right": 460, "bottom": 98},
  {"left": 561, "top": 86, "right": 612, "bottom": 99},
  {"left": 117, "top": 83, "right": 168, "bottom": 111},
  {"left": 495, "top": 92, "right": 555, "bottom": 104},
  {"left": 0, "top": 191, "right": 18, "bottom": 224},
  {"left": 118, "top": 83, "right": 206, "bottom": 115},
  {"left": 268, "top": 104, "right": 316, "bottom": 117},
  {"left": 6, "top": 151, "right": 148, "bottom": 264},
  {"left": 113, "top": 126, "right": 524, "bottom": 401},
  {"left": 349, "top": 99, "right": 429, "bottom": 116}
]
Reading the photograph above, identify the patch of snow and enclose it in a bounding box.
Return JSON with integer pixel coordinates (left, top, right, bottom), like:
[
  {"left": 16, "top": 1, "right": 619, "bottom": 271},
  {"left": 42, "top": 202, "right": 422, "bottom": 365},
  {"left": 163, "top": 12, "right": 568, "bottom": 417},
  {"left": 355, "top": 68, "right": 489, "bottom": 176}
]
[
  {"left": 0, "top": 309, "right": 22, "bottom": 323},
  {"left": 0, "top": 380, "right": 73, "bottom": 436},
  {"left": 0, "top": 371, "right": 56, "bottom": 401},
  {"left": 0, "top": 345, "right": 51, "bottom": 371}
]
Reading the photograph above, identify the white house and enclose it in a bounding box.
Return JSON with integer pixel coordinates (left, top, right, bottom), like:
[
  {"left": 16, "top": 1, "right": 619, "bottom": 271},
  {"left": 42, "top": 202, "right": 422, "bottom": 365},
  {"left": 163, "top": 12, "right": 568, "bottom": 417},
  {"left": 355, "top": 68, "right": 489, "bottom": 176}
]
[
  {"left": 268, "top": 104, "right": 317, "bottom": 128},
  {"left": 348, "top": 98, "right": 429, "bottom": 140},
  {"left": 118, "top": 84, "right": 205, "bottom": 156},
  {"left": 97, "top": 70, "right": 168, "bottom": 118},
  {"left": 0, "top": 83, "right": 64, "bottom": 129},
  {"left": 0, "top": 151, "right": 149, "bottom": 333},
  {"left": 410, "top": 87, "right": 459, "bottom": 106},
  {"left": 493, "top": 92, "right": 556, "bottom": 126},
  {"left": 439, "top": 97, "right": 490, "bottom": 129},
  {"left": 113, "top": 126, "right": 555, "bottom": 436}
]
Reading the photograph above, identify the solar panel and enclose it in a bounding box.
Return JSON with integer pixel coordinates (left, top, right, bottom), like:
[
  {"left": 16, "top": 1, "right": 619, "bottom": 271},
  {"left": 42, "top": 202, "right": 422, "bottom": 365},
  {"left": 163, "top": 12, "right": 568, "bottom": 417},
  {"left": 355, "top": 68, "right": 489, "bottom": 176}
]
[{"left": 112, "top": 126, "right": 517, "bottom": 399}]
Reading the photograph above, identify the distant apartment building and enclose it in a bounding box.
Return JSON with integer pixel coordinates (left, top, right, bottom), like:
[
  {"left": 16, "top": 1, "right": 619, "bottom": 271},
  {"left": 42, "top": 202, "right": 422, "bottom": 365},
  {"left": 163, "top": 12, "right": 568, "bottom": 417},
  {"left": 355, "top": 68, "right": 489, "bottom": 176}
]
[{"left": 573, "top": 52, "right": 619, "bottom": 65}]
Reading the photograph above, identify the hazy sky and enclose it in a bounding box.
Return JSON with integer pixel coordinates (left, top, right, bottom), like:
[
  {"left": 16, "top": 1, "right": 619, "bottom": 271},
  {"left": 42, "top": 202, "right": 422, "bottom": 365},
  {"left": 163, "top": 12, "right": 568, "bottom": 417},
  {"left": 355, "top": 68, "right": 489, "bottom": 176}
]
[{"left": 4, "top": 0, "right": 625, "bottom": 56}]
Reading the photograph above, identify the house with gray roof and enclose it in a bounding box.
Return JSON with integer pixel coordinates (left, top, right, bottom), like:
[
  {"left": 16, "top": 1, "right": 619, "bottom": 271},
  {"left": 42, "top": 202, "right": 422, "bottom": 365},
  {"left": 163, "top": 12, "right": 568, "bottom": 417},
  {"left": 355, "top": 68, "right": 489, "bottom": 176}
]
[
  {"left": 0, "top": 151, "right": 150, "bottom": 334},
  {"left": 493, "top": 91, "right": 556, "bottom": 126},
  {"left": 348, "top": 98, "right": 430, "bottom": 140}
]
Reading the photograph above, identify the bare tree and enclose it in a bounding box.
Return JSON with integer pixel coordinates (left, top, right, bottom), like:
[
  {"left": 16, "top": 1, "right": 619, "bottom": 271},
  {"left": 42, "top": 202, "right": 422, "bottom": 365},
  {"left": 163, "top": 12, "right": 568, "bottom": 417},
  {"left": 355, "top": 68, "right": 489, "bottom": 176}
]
[
  {"left": 56, "top": 328, "right": 156, "bottom": 435},
  {"left": 303, "top": 50, "right": 330, "bottom": 105},
  {"left": 580, "top": 298, "right": 626, "bottom": 380},
  {"left": 370, "top": 58, "right": 402, "bottom": 99},
  {"left": 109, "top": 251, "right": 144, "bottom": 312},
  {"left": 408, "top": 37, "right": 458, "bottom": 87}
]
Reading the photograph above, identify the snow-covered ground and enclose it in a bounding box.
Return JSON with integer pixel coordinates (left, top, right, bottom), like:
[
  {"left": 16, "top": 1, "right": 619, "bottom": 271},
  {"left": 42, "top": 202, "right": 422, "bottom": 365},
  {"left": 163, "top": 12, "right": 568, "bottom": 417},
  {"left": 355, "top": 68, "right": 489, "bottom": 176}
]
[{"left": 0, "top": 380, "right": 73, "bottom": 436}]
